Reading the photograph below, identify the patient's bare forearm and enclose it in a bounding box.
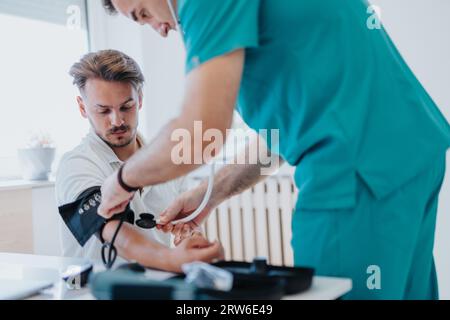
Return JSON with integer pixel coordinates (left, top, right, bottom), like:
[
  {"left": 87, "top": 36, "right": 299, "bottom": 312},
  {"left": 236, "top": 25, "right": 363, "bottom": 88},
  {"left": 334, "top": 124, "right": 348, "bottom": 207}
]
[{"left": 102, "top": 221, "right": 170, "bottom": 270}]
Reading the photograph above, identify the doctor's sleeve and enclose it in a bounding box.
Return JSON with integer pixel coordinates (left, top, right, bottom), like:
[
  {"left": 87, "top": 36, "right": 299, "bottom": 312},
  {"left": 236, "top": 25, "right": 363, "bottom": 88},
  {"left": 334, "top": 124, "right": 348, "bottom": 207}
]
[{"left": 179, "top": 0, "right": 260, "bottom": 74}]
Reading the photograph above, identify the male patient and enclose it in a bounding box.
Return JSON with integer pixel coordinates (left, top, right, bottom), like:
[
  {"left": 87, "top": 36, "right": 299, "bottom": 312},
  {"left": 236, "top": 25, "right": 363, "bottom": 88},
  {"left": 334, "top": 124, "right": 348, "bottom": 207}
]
[{"left": 56, "top": 50, "right": 222, "bottom": 272}]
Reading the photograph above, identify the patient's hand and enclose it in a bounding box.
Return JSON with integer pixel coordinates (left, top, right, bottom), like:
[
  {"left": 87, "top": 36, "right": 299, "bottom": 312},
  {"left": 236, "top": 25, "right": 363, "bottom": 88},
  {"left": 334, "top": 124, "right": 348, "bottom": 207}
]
[
  {"left": 166, "top": 234, "right": 224, "bottom": 273},
  {"left": 172, "top": 223, "right": 204, "bottom": 247}
]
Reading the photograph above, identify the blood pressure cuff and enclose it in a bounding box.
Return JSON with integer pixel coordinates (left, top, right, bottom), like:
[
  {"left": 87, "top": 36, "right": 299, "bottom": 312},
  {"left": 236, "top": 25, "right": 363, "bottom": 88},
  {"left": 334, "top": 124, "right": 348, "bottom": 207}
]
[{"left": 58, "top": 186, "right": 134, "bottom": 247}]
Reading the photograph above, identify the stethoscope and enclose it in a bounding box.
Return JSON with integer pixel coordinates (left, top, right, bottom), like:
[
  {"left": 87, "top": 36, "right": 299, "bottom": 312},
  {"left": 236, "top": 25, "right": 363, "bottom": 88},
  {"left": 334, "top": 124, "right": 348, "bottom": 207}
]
[
  {"left": 162, "top": 0, "right": 215, "bottom": 226},
  {"left": 167, "top": 0, "right": 183, "bottom": 37},
  {"left": 102, "top": 209, "right": 158, "bottom": 269},
  {"left": 102, "top": 1, "right": 216, "bottom": 269}
]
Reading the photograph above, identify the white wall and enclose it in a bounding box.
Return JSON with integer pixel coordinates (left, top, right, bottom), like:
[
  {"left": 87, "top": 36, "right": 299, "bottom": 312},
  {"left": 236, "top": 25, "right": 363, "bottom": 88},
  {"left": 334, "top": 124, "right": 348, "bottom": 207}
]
[
  {"left": 372, "top": 0, "right": 450, "bottom": 299},
  {"left": 139, "top": 28, "right": 186, "bottom": 139}
]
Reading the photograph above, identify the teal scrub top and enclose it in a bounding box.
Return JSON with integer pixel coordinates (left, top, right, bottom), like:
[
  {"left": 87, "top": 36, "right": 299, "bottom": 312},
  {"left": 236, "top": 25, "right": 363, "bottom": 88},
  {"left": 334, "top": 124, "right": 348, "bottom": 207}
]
[{"left": 178, "top": 0, "right": 450, "bottom": 210}]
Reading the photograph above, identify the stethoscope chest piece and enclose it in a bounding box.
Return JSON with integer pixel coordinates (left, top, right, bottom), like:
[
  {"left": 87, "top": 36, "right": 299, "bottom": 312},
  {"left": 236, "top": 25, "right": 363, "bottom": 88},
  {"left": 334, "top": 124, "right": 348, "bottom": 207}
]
[{"left": 136, "top": 213, "right": 157, "bottom": 229}]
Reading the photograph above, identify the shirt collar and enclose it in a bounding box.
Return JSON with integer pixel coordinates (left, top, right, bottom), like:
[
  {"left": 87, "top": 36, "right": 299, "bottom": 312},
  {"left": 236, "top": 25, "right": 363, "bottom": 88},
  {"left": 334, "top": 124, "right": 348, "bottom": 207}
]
[{"left": 87, "top": 129, "right": 145, "bottom": 166}]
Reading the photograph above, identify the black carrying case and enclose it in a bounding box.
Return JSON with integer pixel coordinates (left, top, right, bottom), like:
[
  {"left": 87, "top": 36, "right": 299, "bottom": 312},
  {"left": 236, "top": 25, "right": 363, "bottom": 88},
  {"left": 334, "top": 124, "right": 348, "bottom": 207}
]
[{"left": 89, "top": 258, "right": 314, "bottom": 300}]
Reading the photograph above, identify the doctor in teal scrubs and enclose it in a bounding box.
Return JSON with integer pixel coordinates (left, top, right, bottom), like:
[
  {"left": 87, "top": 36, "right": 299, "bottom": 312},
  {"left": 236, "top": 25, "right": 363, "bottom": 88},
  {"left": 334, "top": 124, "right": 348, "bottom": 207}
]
[{"left": 98, "top": 0, "right": 450, "bottom": 299}]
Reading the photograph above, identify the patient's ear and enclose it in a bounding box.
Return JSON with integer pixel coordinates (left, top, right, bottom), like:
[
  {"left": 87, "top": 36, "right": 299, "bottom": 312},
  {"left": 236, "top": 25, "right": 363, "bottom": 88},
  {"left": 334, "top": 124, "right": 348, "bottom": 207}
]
[
  {"left": 138, "top": 89, "right": 143, "bottom": 111},
  {"left": 77, "top": 96, "right": 88, "bottom": 118}
]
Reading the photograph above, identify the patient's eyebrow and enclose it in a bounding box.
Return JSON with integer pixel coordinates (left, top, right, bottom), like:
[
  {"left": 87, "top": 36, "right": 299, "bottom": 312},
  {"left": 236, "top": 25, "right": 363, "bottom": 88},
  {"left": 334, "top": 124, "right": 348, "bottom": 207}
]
[
  {"left": 95, "top": 104, "right": 110, "bottom": 109},
  {"left": 95, "top": 98, "right": 134, "bottom": 109},
  {"left": 120, "top": 98, "right": 134, "bottom": 106}
]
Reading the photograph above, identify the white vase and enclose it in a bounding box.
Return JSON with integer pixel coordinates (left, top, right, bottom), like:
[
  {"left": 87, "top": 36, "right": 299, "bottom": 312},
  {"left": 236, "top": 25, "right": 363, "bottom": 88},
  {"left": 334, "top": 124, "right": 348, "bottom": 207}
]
[{"left": 17, "top": 147, "right": 56, "bottom": 181}]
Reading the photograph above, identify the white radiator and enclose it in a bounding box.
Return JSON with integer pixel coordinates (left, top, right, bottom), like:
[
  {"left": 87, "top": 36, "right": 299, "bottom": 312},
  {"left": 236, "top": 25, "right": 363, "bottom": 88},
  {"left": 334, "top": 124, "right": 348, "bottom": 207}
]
[{"left": 199, "top": 175, "right": 298, "bottom": 267}]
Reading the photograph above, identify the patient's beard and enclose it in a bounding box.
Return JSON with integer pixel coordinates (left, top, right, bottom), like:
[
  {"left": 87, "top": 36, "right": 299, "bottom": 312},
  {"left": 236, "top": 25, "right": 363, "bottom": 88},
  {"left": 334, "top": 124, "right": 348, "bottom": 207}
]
[
  {"left": 104, "top": 135, "right": 134, "bottom": 148},
  {"left": 99, "top": 126, "right": 136, "bottom": 149}
]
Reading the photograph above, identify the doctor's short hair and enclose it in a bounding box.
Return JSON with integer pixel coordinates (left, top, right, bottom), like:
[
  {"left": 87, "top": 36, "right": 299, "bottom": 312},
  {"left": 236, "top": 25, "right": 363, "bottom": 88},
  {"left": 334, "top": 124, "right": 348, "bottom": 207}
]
[
  {"left": 69, "top": 49, "right": 145, "bottom": 92},
  {"left": 102, "top": 0, "right": 117, "bottom": 15}
]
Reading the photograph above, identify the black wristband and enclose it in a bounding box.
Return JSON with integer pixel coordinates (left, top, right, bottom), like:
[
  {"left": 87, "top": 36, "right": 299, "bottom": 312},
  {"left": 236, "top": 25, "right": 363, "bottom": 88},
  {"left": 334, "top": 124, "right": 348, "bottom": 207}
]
[{"left": 117, "top": 164, "right": 140, "bottom": 193}]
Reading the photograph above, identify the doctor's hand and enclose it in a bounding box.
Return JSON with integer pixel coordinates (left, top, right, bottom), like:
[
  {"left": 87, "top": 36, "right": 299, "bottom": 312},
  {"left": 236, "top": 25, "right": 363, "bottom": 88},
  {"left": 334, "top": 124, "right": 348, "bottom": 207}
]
[
  {"left": 97, "top": 171, "right": 134, "bottom": 219},
  {"left": 165, "top": 234, "right": 224, "bottom": 273},
  {"left": 156, "top": 185, "right": 216, "bottom": 236}
]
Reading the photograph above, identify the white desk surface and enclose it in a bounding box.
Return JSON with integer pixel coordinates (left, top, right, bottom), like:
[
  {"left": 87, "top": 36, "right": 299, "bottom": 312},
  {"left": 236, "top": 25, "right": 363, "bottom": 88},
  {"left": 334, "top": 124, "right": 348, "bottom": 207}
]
[{"left": 0, "top": 253, "right": 352, "bottom": 300}]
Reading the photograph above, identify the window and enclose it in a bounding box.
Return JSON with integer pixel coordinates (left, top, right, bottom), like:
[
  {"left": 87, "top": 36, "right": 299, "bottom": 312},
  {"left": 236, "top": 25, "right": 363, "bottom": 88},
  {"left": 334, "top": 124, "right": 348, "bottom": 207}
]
[{"left": 0, "top": 0, "right": 90, "bottom": 179}]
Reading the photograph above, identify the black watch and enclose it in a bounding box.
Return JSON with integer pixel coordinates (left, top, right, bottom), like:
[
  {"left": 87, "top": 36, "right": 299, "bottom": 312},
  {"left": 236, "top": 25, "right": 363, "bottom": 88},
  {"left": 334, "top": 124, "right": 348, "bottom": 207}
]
[{"left": 117, "top": 164, "right": 140, "bottom": 193}]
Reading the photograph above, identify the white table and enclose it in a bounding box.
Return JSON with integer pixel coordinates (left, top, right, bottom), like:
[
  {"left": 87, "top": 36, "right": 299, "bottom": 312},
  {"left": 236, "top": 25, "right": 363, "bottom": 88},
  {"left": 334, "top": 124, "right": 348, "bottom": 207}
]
[{"left": 0, "top": 253, "right": 352, "bottom": 300}]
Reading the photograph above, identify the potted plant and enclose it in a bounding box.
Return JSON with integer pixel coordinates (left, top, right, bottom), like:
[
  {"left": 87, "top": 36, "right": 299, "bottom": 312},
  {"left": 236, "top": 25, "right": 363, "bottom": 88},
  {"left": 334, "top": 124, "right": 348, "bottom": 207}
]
[{"left": 17, "top": 131, "right": 56, "bottom": 181}]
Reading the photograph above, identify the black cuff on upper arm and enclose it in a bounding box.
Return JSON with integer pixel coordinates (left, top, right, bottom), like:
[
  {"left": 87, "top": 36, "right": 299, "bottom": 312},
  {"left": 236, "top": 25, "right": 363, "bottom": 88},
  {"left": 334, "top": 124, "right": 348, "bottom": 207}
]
[
  {"left": 58, "top": 187, "right": 104, "bottom": 247},
  {"left": 58, "top": 186, "right": 136, "bottom": 247}
]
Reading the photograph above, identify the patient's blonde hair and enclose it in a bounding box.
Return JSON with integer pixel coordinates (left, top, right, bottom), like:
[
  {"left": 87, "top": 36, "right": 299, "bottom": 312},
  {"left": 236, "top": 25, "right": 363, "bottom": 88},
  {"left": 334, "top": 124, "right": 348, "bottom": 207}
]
[{"left": 69, "top": 50, "right": 145, "bottom": 92}]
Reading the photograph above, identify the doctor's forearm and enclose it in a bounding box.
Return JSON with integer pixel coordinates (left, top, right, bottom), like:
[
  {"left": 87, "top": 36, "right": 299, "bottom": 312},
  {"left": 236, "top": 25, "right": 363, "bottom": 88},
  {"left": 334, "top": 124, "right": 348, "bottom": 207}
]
[
  {"left": 121, "top": 51, "right": 242, "bottom": 189},
  {"left": 209, "top": 161, "right": 283, "bottom": 207},
  {"left": 209, "top": 137, "right": 285, "bottom": 206},
  {"left": 122, "top": 117, "right": 212, "bottom": 188},
  {"left": 206, "top": 164, "right": 265, "bottom": 207}
]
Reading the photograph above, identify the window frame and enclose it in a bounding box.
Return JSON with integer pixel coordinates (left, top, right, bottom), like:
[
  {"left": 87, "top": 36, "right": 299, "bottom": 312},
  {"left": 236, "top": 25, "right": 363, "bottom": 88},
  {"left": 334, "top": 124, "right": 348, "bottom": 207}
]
[{"left": 0, "top": 0, "right": 91, "bottom": 180}]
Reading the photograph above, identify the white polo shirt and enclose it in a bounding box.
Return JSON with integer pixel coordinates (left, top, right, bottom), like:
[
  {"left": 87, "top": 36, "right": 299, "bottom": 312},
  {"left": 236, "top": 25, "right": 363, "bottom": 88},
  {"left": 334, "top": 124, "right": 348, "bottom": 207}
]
[{"left": 55, "top": 130, "right": 188, "bottom": 263}]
